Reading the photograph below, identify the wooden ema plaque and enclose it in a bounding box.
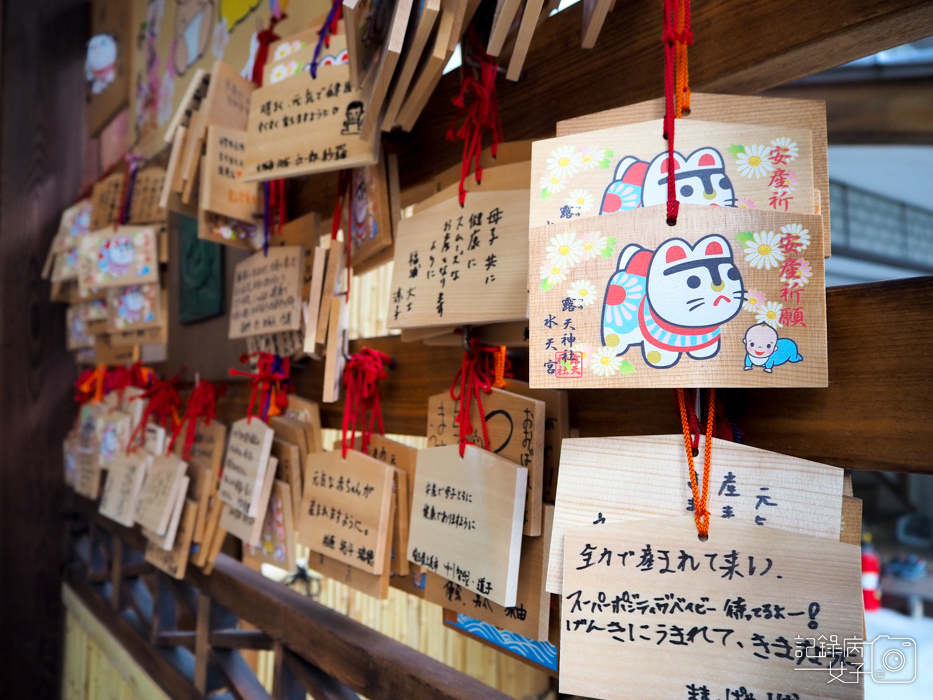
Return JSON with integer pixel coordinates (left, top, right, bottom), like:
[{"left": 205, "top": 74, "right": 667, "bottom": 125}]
[
  {"left": 146, "top": 499, "right": 198, "bottom": 580},
  {"left": 560, "top": 517, "right": 863, "bottom": 700},
  {"left": 200, "top": 125, "right": 261, "bottom": 223},
  {"left": 143, "top": 475, "right": 190, "bottom": 551},
  {"left": 242, "top": 40, "right": 377, "bottom": 182},
  {"left": 127, "top": 167, "right": 167, "bottom": 225},
  {"left": 228, "top": 246, "right": 304, "bottom": 339},
  {"left": 98, "top": 453, "right": 150, "bottom": 528},
  {"left": 426, "top": 387, "right": 545, "bottom": 536},
  {"left": 529, "top": 205, "right": 826, "bottom": 388},
  {"left": 530, "top": 119, "right": 815, "bottom": 230},
  {"left": 387, "top": 188, "right": 530, "bottom": 329},
  {"left": 78, "top": 227, "right": 159, "bottom": 294},
  {"left": 218, "top": 418, "right": 274, "bottom": 517},
  {"left": 407, "top": 444, "right": 527, "bottom": 608},
  {"left": 546, "top": 436, "right": 845, "bottom": 595},
  {"left": 554, "top": 93, "right": 832, "bottom": 254},
  {"left": 172, "top": 417, "right": 227, "bottom": 475},
  {"left": 307, "top": 488, "right": 396, "bottom": 600},
  {"left": 244, "top": 480, "right": 297, "bottom": 572},
  {"left": 298, "top": 449, "right": 395, "bottom": 575},
  {"left": 425, "top": 505, "right": 554, "bottom": 641},
  {"left": 135, "top": 454, "right": 188, "bottom": 536},
  {"left": 221, "top": 456, "right": 278, "bottom": 547}
]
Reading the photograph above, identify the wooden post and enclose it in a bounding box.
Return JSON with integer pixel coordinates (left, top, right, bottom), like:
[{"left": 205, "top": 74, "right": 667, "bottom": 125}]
[{"left": 194, "top": 593, "right": 212, "bottom": 693}]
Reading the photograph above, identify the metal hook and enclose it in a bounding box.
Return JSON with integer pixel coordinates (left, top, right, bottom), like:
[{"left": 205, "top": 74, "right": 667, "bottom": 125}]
[{"left": 461, "top": 325, "right": 472, "bottom": 352}]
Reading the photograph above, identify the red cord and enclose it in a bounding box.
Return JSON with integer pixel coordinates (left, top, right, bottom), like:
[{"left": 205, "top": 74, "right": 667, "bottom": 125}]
[
  {"left": 126, "top": 375, "right": 183, "bottom": 454},
  {"left": 167, "top": 379, "right": 226, "bottom": 460},
  {"left": 450, "top": 339, "right": 493, "bottom": 457},
  {"left": 229, "top": 353, "right": 292, "bottom": 423},
  {"left": 662, "top": 0, "right": 679, "bottom": 225},
  {"left": 340, "top": 348, "right": 391, "bottom": 457},
  {"left": 446, "top": 36, "right": 503, "bottom": 207}
]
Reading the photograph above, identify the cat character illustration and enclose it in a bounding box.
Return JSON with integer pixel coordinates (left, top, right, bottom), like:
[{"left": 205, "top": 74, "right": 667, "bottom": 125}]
[
  {"left": 99, "top": 236, "right": 137, "bottom": 278},
  {"left": 601, "top": 235, "right": 744, "bottom": 368},
  {"left": 742, "top": 323, "right": 803, "bottom": 373},
  {"left": 599, "top": 147, "right": 736, "bottom": 215},
  {"left": 86, "top": 34, "right": 117, "bottom": 94},
  {"left": 118, "top": 287, "right": 152, "bottom": 325}
]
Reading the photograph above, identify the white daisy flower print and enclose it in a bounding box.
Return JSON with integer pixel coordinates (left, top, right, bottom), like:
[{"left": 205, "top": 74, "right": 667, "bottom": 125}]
[
  {"left": 547, "top": 146, "right": 583, "bottom": 179},
  {"left": 756, "top": 301, "right": 784, "bottom": 328},
  {"left": 592, "top": 346, "right": 624, "bottom": 376},
  {"left": 745, "top": 230, "right": 785, "bottom": 270},
  {"left": 546, "top": 231, "right": 584, "bottom": 269},
  {"left": 571, "top": 343, "right": 595, "bottom": 368},
  {"left": 735, "top": 144, "right": 774, "bottom": 179},
  {"left": 580, "top": 230, "right": 608, "bottom": 260},
  {"left": 566, "top": 189, "right": 594, "bottom": 214},
  {"left": 539, "top": 263, "right": 567, "bottom": 288},
  {"left": 539, "top": 170, "right": 567, "bottom": 196},
  {"left": 578, "top": 145, "right": 607, "bottom": 170},
  {"left": 569, "top": 280, "right": 598, "bottom": 307},
  {"left": 743, "top": 289, "right": 767, "bottom": 312}
]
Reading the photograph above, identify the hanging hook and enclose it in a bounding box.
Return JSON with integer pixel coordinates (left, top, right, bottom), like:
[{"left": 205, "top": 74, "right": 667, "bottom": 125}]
[{"left": 461, "top": 325, "right": 472, "bottom": 352}]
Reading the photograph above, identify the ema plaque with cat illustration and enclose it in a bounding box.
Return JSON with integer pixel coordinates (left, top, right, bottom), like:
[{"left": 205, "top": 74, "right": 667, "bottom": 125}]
[{"left": 528, "top": 205, "right": 827, "bottom": 388}]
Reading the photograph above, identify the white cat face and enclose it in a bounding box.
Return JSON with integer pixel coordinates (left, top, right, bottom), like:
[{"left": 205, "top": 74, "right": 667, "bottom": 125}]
[
  {"left": 122, "top": 288, "right": 146, "bottom": 312},
  {"left": 642, "top": 148, "right": 736, "bottom": 208},
  {"left": 87, "top": 35, "right": 116, "bottom": 71},
  {"left": 646, "top": 235, "right": 744, "bottom": 328},
  {"left": 108, "top": 237, "right": 136, "bottom": 267}
]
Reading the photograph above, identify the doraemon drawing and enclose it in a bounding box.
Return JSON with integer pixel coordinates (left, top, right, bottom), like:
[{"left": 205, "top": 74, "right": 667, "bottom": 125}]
[
  {"left": 600, "top": 148, "right": 737, "bottom": 215},
  {"left": 601, "top": 235, "right": 744, "bottom": 368}
]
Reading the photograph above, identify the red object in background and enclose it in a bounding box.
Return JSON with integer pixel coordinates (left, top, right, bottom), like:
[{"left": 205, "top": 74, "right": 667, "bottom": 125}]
[{"left": 862, "top": 545, "right": 882, "bottom": 611}]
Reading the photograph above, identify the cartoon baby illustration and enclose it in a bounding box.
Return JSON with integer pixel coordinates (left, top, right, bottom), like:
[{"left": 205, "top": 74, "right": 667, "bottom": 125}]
[
  {"left": 742, "top": 323, "right": 803, "bottom": 373},
  {"left": 86, "top": 34, "right": 117, "bottom": 94},
  {"left": 600, "top": 147, "right": 737, "bottom": 215},
  {"left": 99, "top": 236, "right": 137, "bottom": 278},
  {"left": 601, "top": 235, "right": 744, "bottom": 368},
  {"left": 99, "top": 422, "right": 122, "bottom": 464},
  {"left": 342, "top": 101, "right": 365, "bottom": 135}
]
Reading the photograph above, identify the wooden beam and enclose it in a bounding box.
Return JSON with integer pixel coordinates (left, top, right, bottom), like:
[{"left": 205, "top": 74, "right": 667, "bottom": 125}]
[
  {"left": 63, "top": 573, "right": 202, "bottom": 700},
  {"left": 212, "top": 648, "right": 272, "bottom": 700},
  {"left": 187, "top": 555, "right": 511, "bottom": 700},
  {"left": 282, "top": 647, "right": 359, "bottom": 700},
  {"left": 281, "top": 277, "right": 933, "bottom": 474},
  {"left": 195, "top": 594, "right": 212, "bottom": 693},
  {"left": 765, "top": 78, "right": 933, "bottom": 144},
  {"left": 211, "top": 629, "right": 274, "bottom": 650},
  {"left": 386, "top": 0, "right": 933, "bottom": 189}
]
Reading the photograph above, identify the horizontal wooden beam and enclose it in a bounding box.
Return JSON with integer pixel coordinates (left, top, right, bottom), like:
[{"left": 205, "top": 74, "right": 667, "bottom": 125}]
[
  {"left": 765, "top": 78, "right": 933, "bottom": 144},
  {"left": 386, "top": 0, "right": 933, "bottom": 189},
  {"left": 187, "top": 555, "right": 512, "bottom": 700},
  {"left": 289, "top": 277, "right": 933, "bottom": 474},
  {"left": 211, "top": 629, "right": 274, "bottom": 650}
]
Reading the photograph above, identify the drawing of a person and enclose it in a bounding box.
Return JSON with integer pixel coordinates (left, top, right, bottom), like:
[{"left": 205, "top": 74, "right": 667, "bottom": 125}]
[{"left": 342, "top": 101, "right": 365, "bottom": 135}]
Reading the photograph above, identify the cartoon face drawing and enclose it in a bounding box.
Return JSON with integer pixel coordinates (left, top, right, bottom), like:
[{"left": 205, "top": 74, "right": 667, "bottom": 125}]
[
  {"left": 173, "top": 0, "right": 214, "bottom": 75},
  {"left": 100, "top": 236, "right": 136, "bottom": 277},
  {"left": 599, "top": 148, "right": 736, "bottom": 215},
  {"left": 350, "top": 169, "right": 374, "bottom": 244},
  {"left": 86, "top": 34, "right": 117, "bottom": 94},
  {"left": 342, "top": 101, "right": 365, "bottom": 135},
  {"left": 601, "top": 235, "right": 744, "bottom": 368},
  {"left": 742, "top": 323, "right": 803, "bottom": 373},
  {"left": 118, "top": 286, "right": 150, "bottom": 325}
]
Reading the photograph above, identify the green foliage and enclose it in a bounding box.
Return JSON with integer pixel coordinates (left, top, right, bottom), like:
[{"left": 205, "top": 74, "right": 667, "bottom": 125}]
[{"left": 727, "top": 144, "right": 746, "bottom": 158}]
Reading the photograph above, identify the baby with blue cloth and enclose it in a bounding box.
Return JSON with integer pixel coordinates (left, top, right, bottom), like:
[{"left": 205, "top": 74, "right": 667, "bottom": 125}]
[{"left": 742, "top": 323, "right": 803, "bottom": 373}]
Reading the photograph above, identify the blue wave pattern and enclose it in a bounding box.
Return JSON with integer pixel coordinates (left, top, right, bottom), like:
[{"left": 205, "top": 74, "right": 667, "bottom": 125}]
[{"left": 455, "top": 614, "right": 557, "bottom": 671}]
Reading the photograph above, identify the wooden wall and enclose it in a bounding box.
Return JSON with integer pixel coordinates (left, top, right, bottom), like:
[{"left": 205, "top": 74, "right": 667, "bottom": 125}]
[{"left": 0, "top": 1, "right": 87, "bottom": 697}]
